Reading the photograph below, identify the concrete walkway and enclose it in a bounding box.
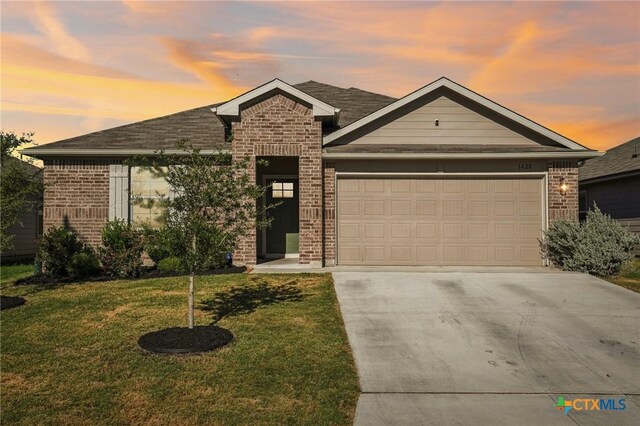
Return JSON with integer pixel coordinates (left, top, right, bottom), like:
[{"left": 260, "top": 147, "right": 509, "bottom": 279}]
[{"left": 333, "top": 271, "right": 640, "bottom": 425}]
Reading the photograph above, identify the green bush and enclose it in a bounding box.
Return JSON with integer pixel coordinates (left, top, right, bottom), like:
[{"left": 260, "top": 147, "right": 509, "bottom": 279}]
[
  {"left": 541, "top": 206, "right": 640, "bottom": 277},
  {"left": 187, "top": 223, "right": 229, "bottom": 271},
  {"left": 157, "top": 256, "right": 184, "bottom": 274},
  {"left": 540, "top": 219, "right": 581, "bottom": 268},
  {"left": 38, "top": 227, "right": 87, "bottom": 277},
  {"left": 67, "top": 251, "right": 99, "bottom": 278},
  {"left": 97, "top": 220, "right": 144, "bottom": 278},
  {"left": 142, "top": 225, "right": 187, "bottom": 264}
]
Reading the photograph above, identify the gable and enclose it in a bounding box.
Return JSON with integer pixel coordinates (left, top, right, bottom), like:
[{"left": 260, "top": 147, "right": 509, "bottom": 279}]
[
  {"left": 323, "top": 77, "right": 592, "bottom": 151},
  {"left": 348, "top": 94, "right": 544, "bottom": 147}
]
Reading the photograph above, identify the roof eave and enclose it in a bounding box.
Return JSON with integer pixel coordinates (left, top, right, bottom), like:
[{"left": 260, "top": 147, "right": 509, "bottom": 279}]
[
  {"left": 19, "top": 148, "right": 230, "bottom": 158},
  {"left": 322, "top": 151, "right": 604, "bottom": 160}
]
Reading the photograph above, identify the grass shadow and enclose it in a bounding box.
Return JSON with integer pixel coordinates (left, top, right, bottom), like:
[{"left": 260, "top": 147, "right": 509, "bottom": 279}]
[{"left": 200, "top": 279, "right": 304, "bottom": 324}]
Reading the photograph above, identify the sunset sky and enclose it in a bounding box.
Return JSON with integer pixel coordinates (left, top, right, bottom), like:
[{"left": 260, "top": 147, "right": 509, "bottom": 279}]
[{"left": 1, "top": 1, "right": 639, "bottom": 151}]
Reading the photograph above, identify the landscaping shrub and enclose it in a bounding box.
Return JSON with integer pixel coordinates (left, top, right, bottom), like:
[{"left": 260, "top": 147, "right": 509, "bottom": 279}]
[
  {"left": 97, "top": 220, "right": 144, "bottom": 278},
  {"left": 157, "top": 256, "right": 184, "bottom": 274},
  {"left": 38, "top": 227, "right": 87, "bottom": 277},
  {"left": 540, "top": 219, "right": 581, "bottom": 268},
  {"left": 142, "top": 225, "right": 187, "bottom": 264},
  {"left": 541, "top": 206, "right": 640, "bottom": 276},
  {"left": 67, "top": 251, "right": 100, "bottom": 278}
]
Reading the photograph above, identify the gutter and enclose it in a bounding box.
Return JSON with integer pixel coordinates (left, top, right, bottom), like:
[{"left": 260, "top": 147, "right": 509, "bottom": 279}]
[
  {"left": 19, "top": 148, "right": 230, "bottom": 157},
  {"left": 322, "top": 151, "right": 604, "bottom": 160}
]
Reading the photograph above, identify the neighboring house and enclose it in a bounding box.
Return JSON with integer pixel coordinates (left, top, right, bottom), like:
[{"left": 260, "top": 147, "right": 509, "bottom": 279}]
[
  {"left": 579, "top": 137, "right": 640, "bottom": 255},
  {"left": 22, "top": 77, "right": 600, "bottom": 267},
  {"left": 1, "top": 158, "right": 43, "bottom": 261}
]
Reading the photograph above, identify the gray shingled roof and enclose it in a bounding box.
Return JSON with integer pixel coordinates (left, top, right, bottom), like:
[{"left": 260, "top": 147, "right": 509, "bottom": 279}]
[
  {"left": 30, "top": 104, "right": 225, "bottom": 151},
  {"left": 28, "top": 81, "right": 396, "bottom": 152},
  {"left": 323, "top": 144, "right": 573, "bottom": 154},
  {"left": 579, "top": 137, "right": 640, "bottom": 182},
  {"left": 293, "top": 81, "right": 396, "bottom": 127}
]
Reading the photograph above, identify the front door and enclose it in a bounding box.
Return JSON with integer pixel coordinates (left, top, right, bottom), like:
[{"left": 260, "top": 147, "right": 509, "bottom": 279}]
[{"left": 265, "top": 178, "right": 299, "bottom": 256}]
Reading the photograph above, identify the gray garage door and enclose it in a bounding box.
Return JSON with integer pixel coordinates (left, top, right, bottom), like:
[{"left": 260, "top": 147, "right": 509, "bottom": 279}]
[{"left": 337, "top": 176, "right": 544, "bottom": 266}]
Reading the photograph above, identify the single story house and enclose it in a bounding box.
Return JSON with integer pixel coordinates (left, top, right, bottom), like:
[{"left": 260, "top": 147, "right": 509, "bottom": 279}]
[
  {"left": 579, "top": 136, "right": 640, "bottom": 255},
  {"left": 22, "top": 77, "right": 601, "bottom": 267},
  {"left": 1, "top": 157, "right": 43, "bottom": 262}
]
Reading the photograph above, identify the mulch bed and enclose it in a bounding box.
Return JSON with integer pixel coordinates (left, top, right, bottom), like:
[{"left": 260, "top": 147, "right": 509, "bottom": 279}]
[
  {"left": 138, "top": 325, "right": 233, "bottom": 355},
  {"left": 0, "top": 296, "right": 26, "bottom": 311},
  {"left": 15, "top": 266, "right": 247, "bottom": 287}
]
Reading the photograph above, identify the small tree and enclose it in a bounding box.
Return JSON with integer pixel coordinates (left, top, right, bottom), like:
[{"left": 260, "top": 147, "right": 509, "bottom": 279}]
[
  {"left": 130, "top": 141, "right": 272, "bottom": 328},
  {"left": 0, "top": 131, "right": 43, "bottom": 253}
]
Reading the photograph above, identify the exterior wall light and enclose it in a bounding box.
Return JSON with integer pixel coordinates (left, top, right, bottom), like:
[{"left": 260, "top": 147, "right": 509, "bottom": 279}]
[{"left": 559, "top": 177, "right": 568, "bottom": 194}]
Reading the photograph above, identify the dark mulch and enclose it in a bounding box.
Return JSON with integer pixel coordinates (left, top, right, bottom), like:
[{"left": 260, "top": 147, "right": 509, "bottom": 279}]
[
  {"left": 0, "top": 296, "right": 26, "bottom": 311},
  {"left": 15, "top": 266, "right": 247, "bottom": 287},
  {"left": 138, "top": 326, "right": 233, "bottom": 355}
]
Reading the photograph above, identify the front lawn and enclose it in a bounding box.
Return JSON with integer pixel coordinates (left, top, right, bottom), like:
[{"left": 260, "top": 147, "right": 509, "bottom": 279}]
[
  {"left": 0, "top": 262, "right": 33, "bottom": 284},
  {"left": 0, "top": 272, "right": 359, "bottom": 425},
  {"left": 606, "top": 258, "right": 640, "bottom": 293}
]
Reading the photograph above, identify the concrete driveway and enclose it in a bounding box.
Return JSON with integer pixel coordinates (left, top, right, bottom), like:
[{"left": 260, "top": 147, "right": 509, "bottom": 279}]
[{"left": 333, "top": 271, "right": 640, "bottom": 425}]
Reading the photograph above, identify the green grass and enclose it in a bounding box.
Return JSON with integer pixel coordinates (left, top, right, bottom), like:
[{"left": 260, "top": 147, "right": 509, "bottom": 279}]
[
  {"left": 606, "top": 259, "right": 640, "bottom": 293},
  {"left": 0, "top": 262, "right": 33, "bottom": 284},
  {"left": 0, "top": 271, "right": 359, "bottom": 425}
]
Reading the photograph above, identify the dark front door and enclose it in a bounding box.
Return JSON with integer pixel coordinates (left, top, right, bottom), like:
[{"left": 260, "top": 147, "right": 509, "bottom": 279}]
[{"left": 265, "top": 178, "right": 299, "bottom": 255}]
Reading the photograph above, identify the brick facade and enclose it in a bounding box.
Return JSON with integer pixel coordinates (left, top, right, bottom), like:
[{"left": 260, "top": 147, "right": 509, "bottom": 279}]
[
  {"left": 43, "top": 159, "right": 111, "bottom": 246},
  {"left": 231, "top": 93, "right": 323, "bottom": 265},
  {"left": 548, "top": 160, "right": 579, "bottom": 223}
]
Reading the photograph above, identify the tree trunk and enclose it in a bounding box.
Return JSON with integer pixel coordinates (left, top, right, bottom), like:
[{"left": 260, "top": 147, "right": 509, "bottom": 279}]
[
  {"left": 188, "top": 273, "right": 195, "bottom": 329},
  {"left": 188, "top": 235, "right": 197, "bottom": 329}
]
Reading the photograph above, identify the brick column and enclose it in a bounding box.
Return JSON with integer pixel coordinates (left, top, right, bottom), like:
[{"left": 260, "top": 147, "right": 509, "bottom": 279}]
[
  {"left": 323, "top": 161, "right": 336, "bottom": 266},
  {"left": 548, "top": 160, "right": 578, "bottom": 223}
]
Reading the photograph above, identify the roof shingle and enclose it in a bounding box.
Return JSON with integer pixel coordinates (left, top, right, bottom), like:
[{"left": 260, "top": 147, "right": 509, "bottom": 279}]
[
  {"left": 28, "top": 81, "right": 397, "bottom": 152},
  {"left": 579, "top": 137, "right": 640, "bottom": 181}
]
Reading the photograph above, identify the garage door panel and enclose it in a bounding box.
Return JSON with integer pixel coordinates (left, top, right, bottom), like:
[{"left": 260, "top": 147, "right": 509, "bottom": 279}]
[
  {"left": 391, "top": 223, "right": 412, "bottom": 238},
  {"left": 468, "top": 246, "right": 490, "bottom": 262},
  {"left": 364, "top": 223, "right": 385, "bottom": 238},
  {"left": 391, "top": 246, "right": 412, "bottom": 262},
  {"left": 337, "top": 177, "right": 544, "bottom": 266},
  {"left": 340, "top": 222, "right": 360, "bottom": 239},
  {"left": 416, "top": 223, "right": 437, "bottom": 238},
  {"left": 416, "top": 200, "right": 437, "bottom": 215},
  {"left": 364, "top": 246, "right": 385, "bottom": 261},
  {"left": 468, "top": 223, "right": 489, "bottom": 239},
  {"left": 391, "top": 200, "right": 413, "bottom": 215},
  {"left": 340, "top": 200, "right": 361, "bottom": 216},
  {"left": 443, "top": 246, "right": 465, "bottom": 263},
  {"left": 364, "top": 180, "right": 385, "bottom": 193}
]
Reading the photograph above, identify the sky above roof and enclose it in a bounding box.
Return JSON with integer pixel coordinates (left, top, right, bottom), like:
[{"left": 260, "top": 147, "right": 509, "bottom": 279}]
[{"left": 1, "top": 1, "right": 638, "bottom": 151}]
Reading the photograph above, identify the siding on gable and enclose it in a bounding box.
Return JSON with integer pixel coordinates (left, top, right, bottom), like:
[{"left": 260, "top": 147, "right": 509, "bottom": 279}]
[{"left": 350, "top": 96, "right": 539, "bottom": 146}]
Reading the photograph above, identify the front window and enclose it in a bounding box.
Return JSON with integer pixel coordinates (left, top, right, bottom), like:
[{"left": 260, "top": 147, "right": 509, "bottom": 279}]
[{"left": 130, "top": 167, "right": 170, "bottom": 227}]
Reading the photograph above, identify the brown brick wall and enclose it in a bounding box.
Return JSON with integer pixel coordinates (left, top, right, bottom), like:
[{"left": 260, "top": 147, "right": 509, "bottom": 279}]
[
  {"left": 43, "top": 159, "right": 111, "bottom": 247},
  {"left": 548, "top": 160, "right": 579, "bottom": 223},
  {"left": 231, "top": 93, "right": 323, "bottom": 265},
  {"left": 323, "top": 161, "right": 336, "bottom": 266}
]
